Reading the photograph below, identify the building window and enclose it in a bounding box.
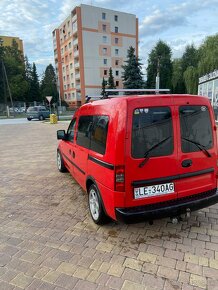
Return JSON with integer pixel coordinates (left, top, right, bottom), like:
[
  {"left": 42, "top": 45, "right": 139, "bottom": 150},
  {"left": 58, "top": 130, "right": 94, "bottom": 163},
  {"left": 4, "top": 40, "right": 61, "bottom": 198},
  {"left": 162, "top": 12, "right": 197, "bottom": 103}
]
[
  {"left": 66, "top": 65, "right": 69, "bottom": 71},
  {"left": 63, "top": 76, "right": 66, "bottom": 81},
  {"left": 69, "top": 42, "right": 72, "bottom": 48},
  {"left": 64, "top": 85, "right": 66, "bottom": 89},
  {"left": 104, "top": 70, "right": 107, "bottom": 76},
  {"left": 64, "top": 35, "right": 66, "bottom": 41},
  {"left": 61, "top": 38, "right": 63, "bottom": 43},
  {"left": 68, "top": 32, "right": 71, "bottom": 38},
  {"left": 102, "top": 12, "right": 106, "bottom": 20},
  {"left": 116, "top": 81, "right": 119, "bottom": 86},
  {"left": 64, "top": 93, "right": 67, "bottom": 99},
  {"left": 115, "top": 49, "right": 119, "bottom": 55},
  {"left": 71, "top": 73, "right": 74, "bottom": 78},
  {"left": 71, "top": 83, "right": 74, "bottom": 88},
  {"left": 68, "top": 20, "right": 70, "bottom": 27},
  {"left": 103, "top": 48, "right": 107, "bottom": 55},
  {"left": 115, "top": 59, "right": 119, "bottom": 65},
  {"left": 72, "top": 92, "right": 75, "bottom": 98},
  {"left": 68, "top": 84, "right": 70, "bottom": 89},
  {"left": 103, "top": 36, "right": 107, "bottom": 43},
  {"left": 103, "top": 59, "right": 107, "bottom": 65},
  {"left": 102, "top": 24, "right": 107, "bottom": 32},
  {"left": 70, "top": 63, "right": 73, "bottom": 69},
  {"left": 115, "top": 26, "right": 118, "bottom": 33},
  {"left": 115, "top": 37, "right": 119, "bottom": 44},
  {"left": 63, "top": 66, "right": 65, "bottom": 72},
  {"left": 65, "top": 45, "right": 67, "bottom": 51},
  {"left": 114, "top": 15, "right": 118, "bottom": 21},
  {"left": 61, "top": 48, "right": 64, "bottom": 54},
  {"left": 116, "top": 70, "right": 119, "bottom": 76}
]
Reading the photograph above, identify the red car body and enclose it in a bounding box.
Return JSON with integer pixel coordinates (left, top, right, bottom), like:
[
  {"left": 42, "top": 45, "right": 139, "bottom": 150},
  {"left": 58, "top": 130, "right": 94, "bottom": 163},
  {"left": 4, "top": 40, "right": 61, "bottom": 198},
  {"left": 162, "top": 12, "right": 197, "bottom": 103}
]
[{"left": 57, "top": 94, "right": 218, "bottom": 223}]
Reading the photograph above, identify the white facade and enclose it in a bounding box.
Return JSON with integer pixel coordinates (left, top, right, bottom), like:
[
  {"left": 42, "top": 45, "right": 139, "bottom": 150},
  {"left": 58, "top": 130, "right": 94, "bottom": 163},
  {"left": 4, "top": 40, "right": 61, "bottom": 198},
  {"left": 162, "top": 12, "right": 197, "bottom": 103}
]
[{"left": 52, "top": 4, "right": 138, "bottom": 106}]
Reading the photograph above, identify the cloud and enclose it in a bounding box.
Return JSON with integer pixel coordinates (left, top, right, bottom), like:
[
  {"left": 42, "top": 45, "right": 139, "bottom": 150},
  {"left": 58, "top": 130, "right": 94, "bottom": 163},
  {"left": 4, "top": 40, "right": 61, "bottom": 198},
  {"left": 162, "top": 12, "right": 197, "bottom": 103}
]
[{"left": 139, "top": 1, "right": 218, "bottom": 37}]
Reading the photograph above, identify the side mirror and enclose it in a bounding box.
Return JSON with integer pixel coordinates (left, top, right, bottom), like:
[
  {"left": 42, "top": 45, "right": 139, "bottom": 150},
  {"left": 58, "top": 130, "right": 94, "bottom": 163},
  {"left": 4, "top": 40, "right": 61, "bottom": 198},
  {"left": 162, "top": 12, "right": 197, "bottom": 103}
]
[{"left": 57, "top": 130, "right": 67, "bottom": 140}]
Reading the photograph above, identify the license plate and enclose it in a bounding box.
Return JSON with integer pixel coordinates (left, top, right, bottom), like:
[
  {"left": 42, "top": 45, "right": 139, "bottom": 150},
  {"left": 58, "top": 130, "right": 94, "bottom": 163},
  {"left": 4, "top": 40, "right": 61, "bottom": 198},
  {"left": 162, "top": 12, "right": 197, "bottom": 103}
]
[{"left": 134, "top": 182, "right": 174, "bottom": 199}]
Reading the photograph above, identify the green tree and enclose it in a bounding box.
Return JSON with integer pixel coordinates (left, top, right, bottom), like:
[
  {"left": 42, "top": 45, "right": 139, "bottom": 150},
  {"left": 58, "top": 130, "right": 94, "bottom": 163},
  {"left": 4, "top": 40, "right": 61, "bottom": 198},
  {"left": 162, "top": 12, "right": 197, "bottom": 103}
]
[
  {"left": 107, "top": 67, "right": 117, "bottom": 94},
  {"left": 0, "top": 42, "right": 28, "bottom": 102},
  {"left": 122, "top": 46, "right": 144, "bottom": 92},
  {"left": 198, "top": 34, "right": 218, "bottom": 76},
  {"left": 172, "top": 59, "right": 185, "bottom": 93},
  {"left": 29, "top": 63, "right": 40, "bottom": 102},
  {"left": 101, "top": 77, "right": 107, "bottom": 96},
  {"left": 40, "top": 64, "right": 58, "bottom": 103},
  {"left": 146, "top": 40, "right": 172, "bottom": 90},
  {"left": 184, "top": 66, "right": 198, "bottom": 94}
]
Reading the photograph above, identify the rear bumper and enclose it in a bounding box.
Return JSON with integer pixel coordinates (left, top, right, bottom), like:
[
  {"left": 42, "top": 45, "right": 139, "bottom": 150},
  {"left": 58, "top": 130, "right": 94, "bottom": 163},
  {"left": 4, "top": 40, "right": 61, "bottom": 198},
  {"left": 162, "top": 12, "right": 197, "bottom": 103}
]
[{"left": 115, "top": 188, "right": 218, "bottom": 223}]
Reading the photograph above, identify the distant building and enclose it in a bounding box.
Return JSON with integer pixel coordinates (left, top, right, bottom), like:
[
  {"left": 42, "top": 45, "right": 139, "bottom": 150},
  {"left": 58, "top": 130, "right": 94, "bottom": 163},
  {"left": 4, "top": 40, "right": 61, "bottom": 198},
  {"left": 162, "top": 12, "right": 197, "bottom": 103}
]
[
  {"left": 0, "top": 36, "right": 24, "bottom": 54},
  {"left": 52, "top": 4, "right": 138, "bottom": 107}
]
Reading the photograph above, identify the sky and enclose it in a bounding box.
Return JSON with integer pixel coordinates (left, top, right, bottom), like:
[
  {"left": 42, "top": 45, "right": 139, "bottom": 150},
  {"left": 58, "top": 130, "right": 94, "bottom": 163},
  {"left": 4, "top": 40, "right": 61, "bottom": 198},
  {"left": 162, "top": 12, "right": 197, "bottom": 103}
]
[{"left": 0, "top": 0, "right": 218, "bottom": 78}]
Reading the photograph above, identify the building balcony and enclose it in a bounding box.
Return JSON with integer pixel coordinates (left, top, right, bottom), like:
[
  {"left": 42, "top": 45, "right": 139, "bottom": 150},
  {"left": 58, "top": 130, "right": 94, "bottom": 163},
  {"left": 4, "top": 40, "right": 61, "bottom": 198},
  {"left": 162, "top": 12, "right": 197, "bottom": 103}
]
[
  {"left": 72, "top": 13, "right": 77, "bottom": 23},
  {"left": 73, "top": 38, "right": 78, "bottom": 46},
  {"left": 75, "top": 73, "right": 80, "bottom": 80},
  {"left": 74, "top": 50, "right": 79, "bottom": 58},
  {"left": 76, "top": 84, "right": 81, "bottom": 90}
]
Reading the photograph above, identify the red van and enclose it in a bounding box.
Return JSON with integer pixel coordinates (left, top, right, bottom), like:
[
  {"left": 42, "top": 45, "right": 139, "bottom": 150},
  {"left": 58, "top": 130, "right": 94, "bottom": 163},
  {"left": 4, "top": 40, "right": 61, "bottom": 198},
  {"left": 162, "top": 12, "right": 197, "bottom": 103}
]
[{"left": 57, "top": 93, "right": 218, "bottom": 224}]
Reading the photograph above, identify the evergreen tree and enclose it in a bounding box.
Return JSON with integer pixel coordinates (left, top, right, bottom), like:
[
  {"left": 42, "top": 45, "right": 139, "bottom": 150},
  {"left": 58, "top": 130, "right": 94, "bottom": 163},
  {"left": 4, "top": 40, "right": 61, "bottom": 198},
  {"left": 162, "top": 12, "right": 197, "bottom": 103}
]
[
  {"left": 29, "top": 63, "right": 40, "bottom": 102},
  {"left": 40, "top": 64, "right": 58, "bottom": 103},
  {"left": 181, "top": 44, "right": 199, "bottom": 73},
  {"left": 122, "top": 46, "right": 144, "bottom": 92},
  {"left": 107, "top": 68, "right": 117, "bottom": 94},
  {"left": 101, "top": 77, "right": 107, "bottom": 96},
  {"left": 146, "top": 40, "right": 172, "bottom": 90}
]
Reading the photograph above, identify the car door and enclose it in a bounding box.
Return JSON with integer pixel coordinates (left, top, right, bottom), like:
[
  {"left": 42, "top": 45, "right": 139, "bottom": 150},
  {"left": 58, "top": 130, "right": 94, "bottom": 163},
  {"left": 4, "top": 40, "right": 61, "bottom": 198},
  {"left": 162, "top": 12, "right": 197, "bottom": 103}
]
[
  {"left": 124, "top": 97, "right": 180, "bottom": 207},
  {"left": 60, "top": 118, "right": 77, "bottom": 176},
  {"left": 73, "top": 115, "right": 93, "bottom": 189},
  {"left": 175, "top": 100, "right": 217, "bottom": 198}
]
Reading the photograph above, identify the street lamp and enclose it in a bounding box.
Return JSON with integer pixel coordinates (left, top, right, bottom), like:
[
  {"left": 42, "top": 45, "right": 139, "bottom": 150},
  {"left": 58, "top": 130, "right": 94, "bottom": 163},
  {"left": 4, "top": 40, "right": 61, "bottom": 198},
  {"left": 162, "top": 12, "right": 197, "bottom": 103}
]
[{"left": 155, "top": 55, "right": 161, "bottom": 93}]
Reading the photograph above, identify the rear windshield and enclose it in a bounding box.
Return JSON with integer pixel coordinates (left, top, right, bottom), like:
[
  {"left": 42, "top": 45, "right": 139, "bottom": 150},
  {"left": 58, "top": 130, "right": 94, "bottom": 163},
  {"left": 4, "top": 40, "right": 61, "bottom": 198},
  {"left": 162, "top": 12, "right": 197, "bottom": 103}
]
[
  {"left": 27, "top": 107, "right": 37, "bottom": 112},
  {"left": 132, "top": 107, "right": 173, "bottom": 158},
  {"left": 179, "top": 105, "right": 213, "bottom": 152}
]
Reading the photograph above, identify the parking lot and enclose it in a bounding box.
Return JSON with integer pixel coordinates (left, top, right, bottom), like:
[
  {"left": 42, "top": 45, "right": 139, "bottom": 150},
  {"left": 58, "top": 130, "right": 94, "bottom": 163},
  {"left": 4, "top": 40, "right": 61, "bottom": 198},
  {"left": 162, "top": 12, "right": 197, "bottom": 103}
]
[{"left": 1, "top": 122, "right": 218, "bottom": 290}]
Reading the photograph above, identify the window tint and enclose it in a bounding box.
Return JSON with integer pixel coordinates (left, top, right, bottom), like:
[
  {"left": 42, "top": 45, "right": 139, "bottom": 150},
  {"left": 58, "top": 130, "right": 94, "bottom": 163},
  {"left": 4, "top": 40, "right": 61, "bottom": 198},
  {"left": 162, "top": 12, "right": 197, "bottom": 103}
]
[
  {"left": 67, "top": 118, "right": 76, "bottom": 142},
  {"left": 179, "top": 105, "right": 213, "bottom": 152},
  {"left": 27, "top": 107, "right": 37, "bottom": 112},
  {"left": 77, "top": 116, "right": 93, "bottom": 149},
  {"left": 91, "top": 116, "right": 109, "bottom": 155},
  {"left": 132, "top": 107, "right": 173, "bottom": 158}
]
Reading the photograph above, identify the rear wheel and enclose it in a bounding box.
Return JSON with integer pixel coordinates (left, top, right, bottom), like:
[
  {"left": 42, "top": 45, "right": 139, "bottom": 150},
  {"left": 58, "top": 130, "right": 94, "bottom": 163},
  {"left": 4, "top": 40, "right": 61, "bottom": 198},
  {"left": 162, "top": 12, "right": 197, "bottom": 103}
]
[
  {"left": 27, "top": 117, "right": 31, "bottom": 121},
  {"left": 88, "top": 184, "right": 109, "bottom": 224},
  {"left": 57, "top": 150, "right": 67, "bottom": 172},
  {"left": 39, "top": 115, "right": 44, "bottom": 121}
]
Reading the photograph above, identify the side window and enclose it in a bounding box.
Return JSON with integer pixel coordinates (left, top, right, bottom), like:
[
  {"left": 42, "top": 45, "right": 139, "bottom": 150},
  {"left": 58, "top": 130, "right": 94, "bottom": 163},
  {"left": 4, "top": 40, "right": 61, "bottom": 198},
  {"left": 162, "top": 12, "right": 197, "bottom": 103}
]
[
  {"left": 77, "top": 116, "right": 93, "bottom": 148},
  {"left": 91, "top": 116, "right": 109, "bottom": 155},
  {"left": 67, "top": 118, "right": 76, "bottom": 142}
]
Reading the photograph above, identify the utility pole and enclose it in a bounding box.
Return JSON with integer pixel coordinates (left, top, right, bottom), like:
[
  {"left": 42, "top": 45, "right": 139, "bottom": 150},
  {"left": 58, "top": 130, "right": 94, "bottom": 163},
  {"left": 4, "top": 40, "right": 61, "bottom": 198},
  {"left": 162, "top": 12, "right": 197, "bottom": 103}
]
[{"left": 155, "top": 56, "right": 161, "bottom": 93}]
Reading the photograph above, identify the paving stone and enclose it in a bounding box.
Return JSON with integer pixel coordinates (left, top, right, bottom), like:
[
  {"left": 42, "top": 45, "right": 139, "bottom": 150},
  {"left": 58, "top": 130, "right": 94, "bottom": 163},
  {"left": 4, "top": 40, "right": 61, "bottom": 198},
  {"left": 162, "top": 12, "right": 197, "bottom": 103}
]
[
  {"left": 190, "top": 274, "right": 207, "bottom": 289},
  {"left": 157, "top": 266, "right": 179, "bottom": 280},
  {"left": 123, "top": 258, "right": 142, "bottom": 271},
  {"left": 121, "top": 280, "right": 145, "bottom": 290},
  {"left": 10, "top": 273, "right": 34, "bottom": 289}
]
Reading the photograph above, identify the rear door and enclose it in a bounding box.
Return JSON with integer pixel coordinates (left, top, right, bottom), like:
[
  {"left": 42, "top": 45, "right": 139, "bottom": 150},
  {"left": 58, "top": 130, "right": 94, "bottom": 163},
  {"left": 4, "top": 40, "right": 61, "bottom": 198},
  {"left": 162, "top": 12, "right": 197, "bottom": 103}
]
[
  {"left": 125, "top": 97, "right": 180, "bottom": 207},
  {"left": 175, "top": 99, "right": 217, "bottom": 198}
]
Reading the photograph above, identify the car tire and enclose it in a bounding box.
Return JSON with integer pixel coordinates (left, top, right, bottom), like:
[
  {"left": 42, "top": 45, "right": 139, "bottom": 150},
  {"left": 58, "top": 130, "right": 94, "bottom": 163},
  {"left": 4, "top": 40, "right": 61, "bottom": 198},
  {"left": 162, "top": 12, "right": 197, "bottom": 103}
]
[
  {"left": 27, "top": 117, "right": 31, "bottom": 121},
  {"left": 88, "top": 184, "right": 109, "bottom": 225},
  {"left": 39, "top": 115, "right": 44, "bottom": 121},
  {"left": 57, "top": 150, "right": 67, "bottom": 172}
]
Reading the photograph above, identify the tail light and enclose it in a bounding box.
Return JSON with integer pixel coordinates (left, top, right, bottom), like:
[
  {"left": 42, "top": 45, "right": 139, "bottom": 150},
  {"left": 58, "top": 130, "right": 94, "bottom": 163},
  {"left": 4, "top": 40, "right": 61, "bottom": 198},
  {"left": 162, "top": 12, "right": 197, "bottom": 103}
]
[{"left": 115, "top": 165, "right": 125, "bottom": 191}]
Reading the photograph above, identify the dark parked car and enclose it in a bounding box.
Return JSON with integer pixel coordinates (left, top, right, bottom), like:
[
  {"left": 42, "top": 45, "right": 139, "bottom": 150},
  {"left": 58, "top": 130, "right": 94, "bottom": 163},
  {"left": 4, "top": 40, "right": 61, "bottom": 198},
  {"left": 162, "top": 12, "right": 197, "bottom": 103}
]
[{"left": 26, "top": 106, "right": 50, "bottom": 121}]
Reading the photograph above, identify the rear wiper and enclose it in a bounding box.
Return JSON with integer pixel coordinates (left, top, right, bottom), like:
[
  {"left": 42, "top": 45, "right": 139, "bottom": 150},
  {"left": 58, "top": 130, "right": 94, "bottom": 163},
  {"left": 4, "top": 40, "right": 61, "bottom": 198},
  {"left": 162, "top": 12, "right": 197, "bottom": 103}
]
[
  {"left": 139, "top": 136, "right": 172, "bottom": 168},
  {"left": 182, "top": 137, "right": 211, "bottom": 157}
]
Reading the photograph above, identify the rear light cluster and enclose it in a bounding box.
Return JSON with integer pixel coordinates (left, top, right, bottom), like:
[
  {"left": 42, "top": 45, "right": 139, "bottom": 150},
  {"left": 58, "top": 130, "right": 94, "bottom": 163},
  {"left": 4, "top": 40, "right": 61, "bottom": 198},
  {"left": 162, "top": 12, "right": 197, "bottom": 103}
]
[{"left": 115, "top": 165, "right": 125, "bottom": 191}]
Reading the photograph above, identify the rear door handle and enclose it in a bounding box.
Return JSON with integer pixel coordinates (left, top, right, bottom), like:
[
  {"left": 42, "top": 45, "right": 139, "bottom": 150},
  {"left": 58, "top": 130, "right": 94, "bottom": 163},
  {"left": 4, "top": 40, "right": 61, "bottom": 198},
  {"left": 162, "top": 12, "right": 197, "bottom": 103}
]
[
  {"left": 182, "top": 159, "right": 192, "bottom": 168},
  {"left": 69, "top": 149, "right": 75, "bottom": 158}
]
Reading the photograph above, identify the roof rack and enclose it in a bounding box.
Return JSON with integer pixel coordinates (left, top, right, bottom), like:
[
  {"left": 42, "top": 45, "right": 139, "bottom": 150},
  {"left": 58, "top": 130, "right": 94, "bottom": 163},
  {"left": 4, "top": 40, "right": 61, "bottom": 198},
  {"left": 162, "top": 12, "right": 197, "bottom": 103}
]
[
  {"left": 105, "top": 89, "right": 170, "bottom": 93},
  {"left": 85, "top": 89, "right": 171, "bottom": 103}
]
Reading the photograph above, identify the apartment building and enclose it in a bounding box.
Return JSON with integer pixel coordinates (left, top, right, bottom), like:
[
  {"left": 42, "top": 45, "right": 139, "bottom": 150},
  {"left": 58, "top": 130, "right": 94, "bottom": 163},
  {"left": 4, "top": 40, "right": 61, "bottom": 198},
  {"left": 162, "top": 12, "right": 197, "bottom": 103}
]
[
  {"left": 52, "top": 4, "right": 138, "bottom": 107},
  {"left": 0, "top": 36, "right": 24, "bottom": 54}
]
